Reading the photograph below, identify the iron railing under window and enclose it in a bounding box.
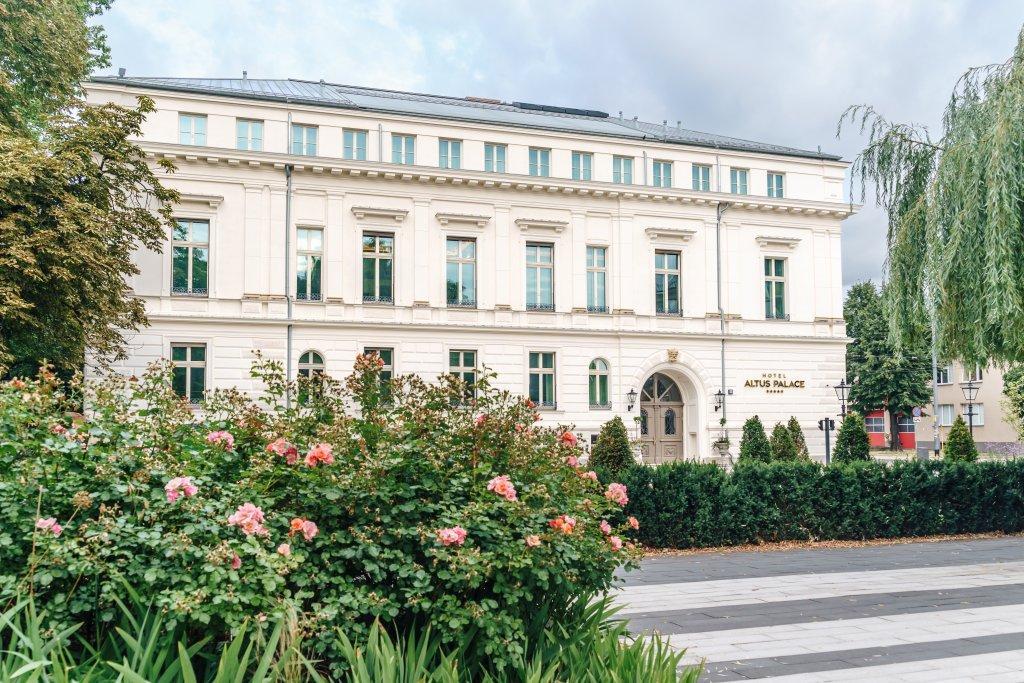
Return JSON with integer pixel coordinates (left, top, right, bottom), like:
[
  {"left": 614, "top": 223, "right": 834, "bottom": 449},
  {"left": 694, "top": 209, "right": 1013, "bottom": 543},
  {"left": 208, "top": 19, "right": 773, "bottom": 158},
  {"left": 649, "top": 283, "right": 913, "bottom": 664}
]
[
  {"left": 537, "top": 400, "right": 557, "bottom": 410},
  {"left": 526, "top": 302, "right": 555, "bottom": 312},
  {"left": 171, "top": 287, "right": 208, "bottom": 297},
  {"left": 589, "top": 402, "right": 612, "bottom": 410},
  {"left": 296, "top": 293, "right": 323, "bottom": 302},
  {"left": 447, "top": 298, "right": 477, "bottom": 308},
  {"left": 767, "top": 312, "right": 791, "bottom": 321},
  {"left": 587, "top": 305, "right": 608, "bottom": 314},
  {"left": 363, "top": 295, "right": 394, "bottom": 304}
]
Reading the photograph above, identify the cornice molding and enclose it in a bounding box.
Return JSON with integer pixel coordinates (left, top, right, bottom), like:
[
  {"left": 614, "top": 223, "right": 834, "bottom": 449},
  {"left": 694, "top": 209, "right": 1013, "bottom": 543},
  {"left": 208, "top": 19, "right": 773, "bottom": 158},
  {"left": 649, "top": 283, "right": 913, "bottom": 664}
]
[
  {"left": 515, "top": 217, "right": 568, "bottom": 234},
  {"left": 435, "top": 212, "right": 491, "bottom": 227},
  {"left": 177, "top": 192, "right": 224, "bottom": 208},
  {"left": 756, "top": 235, "right": 801, "bottom": 250},
  {"left": 351, "top": 206, "right": 408, "bottom": 222},
  {"left": 645, "top": 227, "right": 697, "bottom": 243},
  {"left": 142, "top": 143, "right": 858, "bottom": 218}
]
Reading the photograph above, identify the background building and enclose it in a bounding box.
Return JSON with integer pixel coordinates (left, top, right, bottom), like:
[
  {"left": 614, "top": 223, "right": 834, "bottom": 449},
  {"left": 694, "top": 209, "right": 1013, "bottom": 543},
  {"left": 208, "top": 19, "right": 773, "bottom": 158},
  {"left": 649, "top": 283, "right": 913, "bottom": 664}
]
[{"left": 84, "top": 76, "right": 855, "bottom": 461}]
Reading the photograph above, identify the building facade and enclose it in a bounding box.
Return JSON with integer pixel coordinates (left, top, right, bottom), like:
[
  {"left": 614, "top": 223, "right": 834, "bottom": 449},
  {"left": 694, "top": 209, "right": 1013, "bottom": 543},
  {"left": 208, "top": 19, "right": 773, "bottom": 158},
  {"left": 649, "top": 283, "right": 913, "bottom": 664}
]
[{"left": 84, "top": 76, "right": 855, "bottom": 461}]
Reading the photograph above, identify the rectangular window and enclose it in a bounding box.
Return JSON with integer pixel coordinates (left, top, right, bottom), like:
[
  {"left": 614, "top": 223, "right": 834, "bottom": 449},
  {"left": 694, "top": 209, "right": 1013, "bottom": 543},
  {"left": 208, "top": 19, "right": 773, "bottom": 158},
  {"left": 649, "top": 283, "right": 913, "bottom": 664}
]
[
  {"left": 937, "top": 404, "right": 954, "bottom": 427},
  {"left": 171, "top": 219, "right": 209, "bottom": 296},
  {"left": 864, "top": 415, "right": 884, "bottom": 433},
  {"left": 653, "top": 160, "right": 672, "bottom": 188},
  {"left": 966, "top": 365, "right": 984, "bottom": 382},
  {"left": 529, "top": 147, "right": 550, "bottom": 177},
  {"left": 937, "top": 365, "right": 952, "bottom": 384},
  {"left": 343, "top": 129, "right": 368, "bottom": 160},
  {"left": 768, "top": 172, "right": 785, "bottom": 198},
  {"left": 235, "top": 119, "right": 263, "bottom": 151},
  {"left": 654, "top": 250, "right": 681, "bottom": 315},
  {"left": 363, "top": 346, "right": 393, "bottom": 395},
  {"left": 572, "top": 151, "right": 593, "bottom": 181},
  {"left": 449, "top": 349, "right": 477, "bottom": 398},
  {"left": 179, "top": 114, "right": 207, "bottom": 146},
  {"left": 391, "top": 134, "right": 415, "bottom": 165},
  {"left": 589, "top": 359, "right": 610, "bottom": 408},
  {"left": 730, "top": 168, "right": 749, "bottom": 195},
  {"left": 961, "top": 403, "right": 985, "bottom": 426},
  {"left": 446, "top": 238, "right": 477, "bottom": 307},
  {"left": 171, "top": 344, "right": 206, "bottom": 403},
  {"left": 764, "top": 257, "right": 787, "bottom": 319},
  {"left": 296, "top": 228, "right": 323, "bottom": 301},
  {"left": 692, "top": 163, "right": 711, "bottom": 191},
  {"left": 291, "top": 124, "right": 318, "bottom": 156},
  {"left": 361, "top": 233, "right": 394, "bottom": 303},
  {"left": 439, "top": 138, "right": 462, "bottom": 169},
  {"left": 612, "top": 156, "right": 633, "bottom": 184},
  {"left": 528, "top": 351, "right": 556, "bottom": 408},
  {"left": 586, "top": 246, "right": 607, "bottom": 313},
  {"left": 896, "top": 415, "right": 916, "bottom": 433},
  {"left": 525, "top": 243, "right": 554, "bottom": 310},
  {"left": 484, "top": 143, "right": 506, "bottom": 172}
]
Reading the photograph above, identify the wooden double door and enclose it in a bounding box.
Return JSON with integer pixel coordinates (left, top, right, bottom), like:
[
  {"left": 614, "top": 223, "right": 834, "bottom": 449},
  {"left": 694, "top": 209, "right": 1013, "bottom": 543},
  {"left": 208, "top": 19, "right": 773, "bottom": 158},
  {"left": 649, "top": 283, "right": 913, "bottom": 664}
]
[{"left": 639, "top": 373, "right": 685, "bottom": 463}]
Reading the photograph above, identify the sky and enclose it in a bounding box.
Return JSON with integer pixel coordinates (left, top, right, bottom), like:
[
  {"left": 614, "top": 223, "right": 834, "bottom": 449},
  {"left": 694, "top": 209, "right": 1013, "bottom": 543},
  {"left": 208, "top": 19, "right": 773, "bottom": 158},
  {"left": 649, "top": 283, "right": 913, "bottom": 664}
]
[{"left": 93, "top": 0, "right": 1024, "bottom": 287}]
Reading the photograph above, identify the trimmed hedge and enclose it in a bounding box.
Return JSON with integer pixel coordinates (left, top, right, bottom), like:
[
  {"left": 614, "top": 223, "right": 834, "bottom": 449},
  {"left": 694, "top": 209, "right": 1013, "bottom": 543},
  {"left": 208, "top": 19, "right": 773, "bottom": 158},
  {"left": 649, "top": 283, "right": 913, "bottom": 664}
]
[{"left": 620, "top": 459, "right": 1024, "bottom": 549}]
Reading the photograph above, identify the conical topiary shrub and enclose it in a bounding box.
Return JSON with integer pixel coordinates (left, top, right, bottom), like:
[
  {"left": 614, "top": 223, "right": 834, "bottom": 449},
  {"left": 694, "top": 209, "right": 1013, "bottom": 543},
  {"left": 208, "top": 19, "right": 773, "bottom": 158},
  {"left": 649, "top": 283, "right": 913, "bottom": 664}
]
[
  {"left": 770, "top": 422, "right": 799, "bottom": 461},
  {"left": 589, "top": 416, "right": 636, "bottom": 474},
  {"left": 787, "top": 415, "right": 810, "bottom": 460},
  {"left": 739, "top": 415, "right": 772, "bottom": 462},
  {"left": 833, "top": 412, "right": 870, "bottom": 464},
  {"left": 943, "top": 414, "right": 979, "bottom": 462}
]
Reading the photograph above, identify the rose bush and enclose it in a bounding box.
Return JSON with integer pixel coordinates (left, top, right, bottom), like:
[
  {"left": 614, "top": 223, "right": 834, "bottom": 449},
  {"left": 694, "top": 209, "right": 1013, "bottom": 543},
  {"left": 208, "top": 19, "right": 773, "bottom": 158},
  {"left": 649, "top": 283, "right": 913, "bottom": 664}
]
[{"left": 0, "top": 356, "right": 639, "bottom": 674}]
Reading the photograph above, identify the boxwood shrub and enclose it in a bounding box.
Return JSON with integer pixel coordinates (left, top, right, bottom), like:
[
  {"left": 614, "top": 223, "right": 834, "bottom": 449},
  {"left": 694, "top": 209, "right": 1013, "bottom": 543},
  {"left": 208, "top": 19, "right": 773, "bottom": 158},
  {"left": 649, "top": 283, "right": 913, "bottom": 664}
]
[{"left": 619, "top": 459, "right": 1024, "bottom": 549}]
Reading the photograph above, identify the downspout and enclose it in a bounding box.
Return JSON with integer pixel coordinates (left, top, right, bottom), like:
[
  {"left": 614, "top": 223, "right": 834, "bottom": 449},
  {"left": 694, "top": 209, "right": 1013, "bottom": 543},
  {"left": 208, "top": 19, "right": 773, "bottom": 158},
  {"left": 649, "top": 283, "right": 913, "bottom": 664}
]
[
  {"left": 285, "top": 114, "right": 294, "bottom": 408},
  {"left": 716, "top": 201, "right": 731, "bottom": 438},
  {"left": 642, "top": 150, "right": 648, "bottom": 186},
  {"left": 378, "top": 123, "right": 384, "bottom": 161}
]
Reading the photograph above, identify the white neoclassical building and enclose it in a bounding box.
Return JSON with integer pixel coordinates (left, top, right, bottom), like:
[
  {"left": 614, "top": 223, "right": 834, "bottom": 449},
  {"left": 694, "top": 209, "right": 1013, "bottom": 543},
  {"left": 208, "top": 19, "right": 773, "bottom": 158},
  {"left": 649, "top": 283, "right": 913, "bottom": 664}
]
[{"left": 84, "top": 75, "right": 856, "bottom": 462}]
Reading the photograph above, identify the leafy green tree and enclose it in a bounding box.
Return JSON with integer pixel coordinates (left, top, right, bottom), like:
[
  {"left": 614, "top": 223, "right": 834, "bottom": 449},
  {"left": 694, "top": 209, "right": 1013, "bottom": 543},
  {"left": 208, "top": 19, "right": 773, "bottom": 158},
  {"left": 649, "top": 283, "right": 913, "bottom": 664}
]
[
  {"left": 0, "top": 0, "right": 177, "bottom": 378},
  {"left": 1002, "top": 365, "right": 1024, "bottom": 439},
  {"left": 943, "top": 415, "right": 979, "bottom": 462},
  {"left": 840, "top": 28, "right": 1024, "bottom": 365},
  {"left": 787, "top": 416, "right": 810, "bottom": 459},
  {"left": 590, "top": 416, "right": 635, "bottom": 475},
  {"left": 844, "top": 281, "right": 931, "bottom": 450},
  {"left": 833, "top": 412, "right": 871, "bottom": 464},
  {"left": 739, "top": 415, "right": 772, "bottom": 463},
  {"left": 769, "top": 422, "right": 799, "bottom": 461}
]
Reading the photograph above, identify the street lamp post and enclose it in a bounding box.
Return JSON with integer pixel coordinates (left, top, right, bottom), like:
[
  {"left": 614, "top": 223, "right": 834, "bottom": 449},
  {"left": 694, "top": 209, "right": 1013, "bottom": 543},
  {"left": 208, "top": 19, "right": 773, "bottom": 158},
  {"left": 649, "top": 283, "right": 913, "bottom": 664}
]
[
  {"left": 962, "top": 379, "right": 979, "bottom": 436},
  {"left": 833, "top": 378, "right": 850, "bottom": 417}
]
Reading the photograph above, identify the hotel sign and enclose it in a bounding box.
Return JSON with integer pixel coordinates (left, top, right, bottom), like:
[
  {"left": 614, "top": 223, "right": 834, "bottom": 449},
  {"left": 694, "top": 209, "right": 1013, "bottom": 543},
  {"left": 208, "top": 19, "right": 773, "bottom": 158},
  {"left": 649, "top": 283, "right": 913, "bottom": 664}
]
[{"left": 745, "top": 372, "right": 806, "bottom": 394}]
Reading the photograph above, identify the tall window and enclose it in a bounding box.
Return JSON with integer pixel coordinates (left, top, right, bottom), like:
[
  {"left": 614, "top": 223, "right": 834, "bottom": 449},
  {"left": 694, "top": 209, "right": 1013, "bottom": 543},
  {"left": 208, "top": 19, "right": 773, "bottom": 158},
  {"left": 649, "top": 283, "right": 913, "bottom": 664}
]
[
  {"left": 364, "top": 346, "right": 393, "bottom": 395},
  {"left": 961, "top": 403, "right": 985, "bottom": 426},
  {"left": 449, "top": 349, "right": 477, "bottom": 398},
  {"left": 298, "top": 350, "right": 325, "bottom": 378},
  {"left": 612, "top": 156, "right": 633, "bottom": 184},
  {"left": 589, "top": 359, "right": 610, "bottom": 408},
  {"left": 653, "top": 160, "right": 672, "bottom": 188},
  {"left": 764, "top": 257, "right": 787, "bottom": 319},
  {"left": 525, "top": 243, "right": 554, "bottom": 310},
  {"left": 692, "top": 164, "right": 711, "bottom": 191},
  {"left": 391, "top": 134, "right": 415, "bottom": 164},
  {"left": 484, "top": 143, "right": 506, "bottom": 172},
  {"left": 179, "top": 114, "right": 207, "bottom": 146},
  {"left": 171, "top": 344, "right": 206, "bottom": 403},
  {"left": 767, "top": 172, "right": 785, "bottom": 198},
  {"left": 236, "top": 119, "right": 263, "bottom": 151},
  {"left": 171, "top": 219, "right": 209, "bottom": 296},
  {"left": 654, "top": 251, "right": 681, "bottom": 315},
  {"left": 291, "top": 124, "right": 318, "bottom": 156},
  {"left": 937, "top": 404, "right": 954, "bottom": 426},
  {"left": 730, "top": 168, "right": 749, "bottom": 194},
  {"left": 529, "top": 147, "right": 550, "bottom": 177},
  {"left": 446, "top": 238, "right": 477, "bottom": 307},
  {"left": 528, "top": 352, "right": 556, "bottom": 407},
  {"left": 586, "top": 246, "right": 607, "bottom": 313},
  {"left": 937, "top": 365, "right": 952, "bottom": 384},
  {"left": 296, "top": 228, "right": 323, "bottom": 301},
  {"left": 439, "top": 139, "right": 462, "bottom": 169},
  {"left": 572, "top": 151, "right": 593, "bottom": 181},
  {"left": 362, "top": 233, "right": 394, "bottom": 303},
  {"left": 343, "top": 129, "right": 368, "bottom": 160}
]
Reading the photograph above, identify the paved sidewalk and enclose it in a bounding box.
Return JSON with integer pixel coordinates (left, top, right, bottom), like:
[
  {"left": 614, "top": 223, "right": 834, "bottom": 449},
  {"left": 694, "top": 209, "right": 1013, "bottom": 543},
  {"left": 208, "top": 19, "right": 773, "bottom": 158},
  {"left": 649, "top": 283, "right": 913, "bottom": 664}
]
[{"left": 616, "top": 538, "right": 1024, "bottom": 681}]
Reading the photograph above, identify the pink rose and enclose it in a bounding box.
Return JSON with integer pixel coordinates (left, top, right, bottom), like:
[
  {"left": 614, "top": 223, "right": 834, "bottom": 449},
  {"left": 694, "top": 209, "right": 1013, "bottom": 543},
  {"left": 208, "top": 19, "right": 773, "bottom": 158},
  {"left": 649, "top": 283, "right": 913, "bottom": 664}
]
[
  {"left": 609, "top": 536, "right": 623, "bottom": 551},
  {"left": 301, "top": 520, "right": 318, "bottom": 541},
  {"left": 475, "top": 414, "right": 487, "bottom": 427},
  {"left": 605, "top": 483, "right": 629, "bottom": 506},
  {"left": 231, "top": 553, "right": 242, "bottom": 569},
  {"left": 436, "top": 526, "right": 467, "bottom": 546},
  {"left": 599, "top": 520, "right": 612, "bottom": 535},
  {"left": 266, "top": 438, "right": 299, "bottom": 465},
  {"left": 525, "top": 534, "right": 541, "bottom": 547},
  {"left": 486, "top": 475, "right": 518, "bottom": 502},
  {"left": 565, "top": 455, "right": 579, "bottom": 467},
  {"left": 49, "top": 423, "right": 67, "bottom": 435},
  {"left": 628, "top": 516, "right": 640, "bottom": 530},
  {"left": 164, "top": 476, "right": 198, "bottom": 502},
  {"left": 548, "top": 515, "right": 576, "bottom": 535},
  {"left": 228, "top": 502, "right": 268, "bottom": 537},
  {"left": 580, "top": 470, "right": 598, "bottom": 482},
  {"left": 206, "top": 430, "right": 235, "bottom": 450},
  {"left": 35, "top": 517, "right": 62, "bottom": 536},
  {"left": 559, "top": 431, "right": 578, "bottom": 447},
  {"left": 304, "top": 442, "right": 334, "bottom": 467},
  {"left": 277, "top": 543, "right": 291, "bottom": 557}
]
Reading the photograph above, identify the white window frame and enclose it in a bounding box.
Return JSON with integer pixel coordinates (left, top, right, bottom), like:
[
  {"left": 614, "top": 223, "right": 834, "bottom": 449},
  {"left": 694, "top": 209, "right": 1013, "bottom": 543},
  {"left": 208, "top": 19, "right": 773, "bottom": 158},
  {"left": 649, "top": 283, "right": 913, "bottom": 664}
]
[
  {"left": 361, "top": 232, "right": 395, "bottom": 304},
  {"left": 392, "top": 134, "right": 415, "bottom": 165},
  {"left": 936, "top": 365, "right": 952, "bottom": 385},
  {"left": 179, "top": 113, "right": 207, "bottom": 146},
  {"left": 525, "top": 242, "right": 554, "bottom": 311},
  {"left": 864, "top": 415, "right": 885, "bottom": 433},
  {"left": 692, "top": 163, "right": 711, "bottom": 191},
  {"left": 961, "top": 403, "right": 985, "bottom": 426},
  {"left": 586, "top": 245, "right": 608, "bottom": 313},
  {"left": 730, "top": 168, "right": 749, "bottom": 195},
  {"left": 764, "top": 257, "right": 788, "bottom": 320},
  {"left": 445, "top": 237, "right": 477, "bottom": 307},
  {"left": 363, "top": 346, "right": 394, "bottom": 386},
  {"left": 235, "top": 118, "right": 263, "bottom": 151},
  {"left": 654, "top": 250, "right": 682, "bottom": 315},
  {"left": 343, "top": 128, "right": 368, "bottom": 160},
  {"left": 439, "top": 138, "right": 462, "bottom": 169},
  {"left": 937, "top": 403, "right": 954, "bottom": 427},
  {"left": 484, "top": 143, "right": 506, "bottom": 172},
  {"left": 768, "top": 172, "right": 785, "bottom": 198},
  {"left": 965, "top": 365, "right": 984, "bottom": 383},
  {"left": 572, "top": 151, "right": 593, "bottom": 181},
  {"left": 296, "top": 227, "right": 323, "bottom": 301},
  {"left": 291, "top": 123, "right": 318, "bottom": 156},
  {"left": 448, "top": 349, "right": 477, "bottom": 398},
  {"left": 171, "top": 218, "right": 210, "bottom": 297},
  {"left": 528, "top": 351, "right": 557, "bottom": 409},
  {"left": 589, "top": 358, "right": 611, "bottom": 409},
  {"left": 529, "top": 147, "right": 551, "bottom": 177},
  {"left": 297, "top": 350, "right": 325, "bottom": 378},
  {"left": 612, "top": 155, "right": 633, "bottom": 184},
  {"left": 653, "top": 160, "right": 672, "bottom": 188},
  {"left": 170, "top": 343, "right": 207, "bottom": 404}
]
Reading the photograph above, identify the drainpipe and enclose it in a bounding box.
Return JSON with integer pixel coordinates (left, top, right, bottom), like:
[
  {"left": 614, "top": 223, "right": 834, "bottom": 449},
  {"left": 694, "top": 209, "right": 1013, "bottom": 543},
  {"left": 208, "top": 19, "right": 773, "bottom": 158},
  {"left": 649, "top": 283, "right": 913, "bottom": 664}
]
[
  {"left": 642, "top": 150, "right": 648, "bottom": 186},
  {"left": 716, "top": 201, "right": 731, "bottom": 439},
  {"left": 285, "top": 115, "right": 294, "bottom": 408},
  {"left": 378, "top": 123, "right": 384, "bottom": 161}
]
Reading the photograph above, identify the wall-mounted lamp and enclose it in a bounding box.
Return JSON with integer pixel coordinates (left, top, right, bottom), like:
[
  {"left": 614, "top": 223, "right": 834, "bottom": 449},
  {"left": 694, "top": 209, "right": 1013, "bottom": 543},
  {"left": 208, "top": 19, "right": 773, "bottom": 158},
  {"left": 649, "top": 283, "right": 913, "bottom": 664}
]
[
  {"left": 626, "top": 388, "right": 638, "bottom": 411},
  {"left": 714, "top": 389, "right": 725, "bottom": 412}
]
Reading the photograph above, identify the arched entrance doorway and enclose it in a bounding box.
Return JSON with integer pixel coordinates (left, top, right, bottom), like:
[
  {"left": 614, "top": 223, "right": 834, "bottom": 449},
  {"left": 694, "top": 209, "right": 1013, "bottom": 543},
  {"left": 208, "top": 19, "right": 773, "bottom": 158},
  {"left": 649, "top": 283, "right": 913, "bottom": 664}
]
[{"left": 639, "top": 372, "right": 685, "bottom": 463}]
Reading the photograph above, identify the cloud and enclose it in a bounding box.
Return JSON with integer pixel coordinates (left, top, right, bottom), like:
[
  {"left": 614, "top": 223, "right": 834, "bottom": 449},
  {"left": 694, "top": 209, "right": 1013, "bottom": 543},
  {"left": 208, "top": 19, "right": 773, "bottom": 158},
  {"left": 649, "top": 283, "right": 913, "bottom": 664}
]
[{"left": 94, "top": 0, "right": 1024, "bottom": 285}]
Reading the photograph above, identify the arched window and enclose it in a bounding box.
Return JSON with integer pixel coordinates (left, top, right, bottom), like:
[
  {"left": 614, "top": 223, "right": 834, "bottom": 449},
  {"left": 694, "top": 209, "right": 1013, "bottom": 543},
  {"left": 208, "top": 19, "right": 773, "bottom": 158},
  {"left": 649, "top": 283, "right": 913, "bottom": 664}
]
[
  {"left": 298, "top": 351, "right": 325, "bottom": 378},
  {"left": 664, "top": 408, "right": 677, "bottom": 435},
  {"left": 588, "top": 358, "right": 610, "bottom": 408}
]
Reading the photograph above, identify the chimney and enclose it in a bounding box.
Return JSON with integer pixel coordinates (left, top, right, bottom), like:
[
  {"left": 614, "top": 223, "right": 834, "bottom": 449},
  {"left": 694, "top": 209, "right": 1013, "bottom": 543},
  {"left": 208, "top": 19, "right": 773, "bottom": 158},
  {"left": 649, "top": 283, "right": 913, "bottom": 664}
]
[{"left": 117, "top": 67, "right": 126, "bottom": 78}]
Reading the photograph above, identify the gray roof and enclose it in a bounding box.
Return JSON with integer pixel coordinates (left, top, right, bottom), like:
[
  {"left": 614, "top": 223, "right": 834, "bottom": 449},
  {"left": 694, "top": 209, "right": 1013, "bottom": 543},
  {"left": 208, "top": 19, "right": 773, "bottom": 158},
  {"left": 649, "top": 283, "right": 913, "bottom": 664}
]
[{"left": 89, "top": 76, "right": 843, "bottom": 161}]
